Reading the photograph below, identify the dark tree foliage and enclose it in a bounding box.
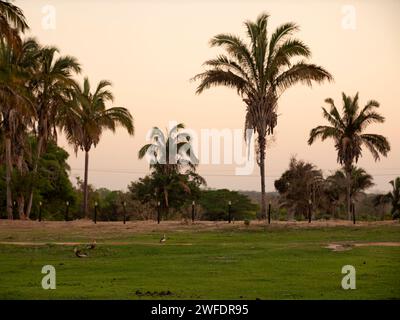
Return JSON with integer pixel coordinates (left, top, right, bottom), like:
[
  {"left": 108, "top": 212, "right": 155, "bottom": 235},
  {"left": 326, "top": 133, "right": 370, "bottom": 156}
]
[
  {"left": 199, "top": 189, "right": 259, "bottom": 221},
  {"left": 274, "top": 157, "right": 323, "bottom": 219},
  {"left": 0, "top": 140, "right": 76, "bottom": 219},
  {"left": 128, "top": 171, "right": 203, "bottom": 220}
]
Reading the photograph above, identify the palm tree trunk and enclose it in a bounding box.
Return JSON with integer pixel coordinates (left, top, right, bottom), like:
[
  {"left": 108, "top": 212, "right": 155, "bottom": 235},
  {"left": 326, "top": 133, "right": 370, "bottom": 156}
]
[
  {"left": 5, "top": 137, "right": 13, "bottom": 220},
  {"left": 345, "top": 164, "right": 352, "bottom": 220},
  {"left": 164, "top": 189, "right": 169, "bottom": 220},
  {"left": 25, "top": 136, "right": 44, "bottom": 219},
  {"left": 83, "top": 150, "right": 90, "bottom": 217},
  {"left": 258, "top": 135, "right": 267, "bottom": 219},
  {"left": 16, "top": 155, "right": 26, "bottom": 220},
  {"left": 17, "top": 195, "right": 25, "bottom": 220}
]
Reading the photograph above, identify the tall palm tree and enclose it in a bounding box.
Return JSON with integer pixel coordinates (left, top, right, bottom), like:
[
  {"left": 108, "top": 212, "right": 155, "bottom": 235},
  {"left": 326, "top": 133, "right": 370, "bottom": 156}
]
[
  {"left": 0, "top": 38, "right": 37, "bottom": 219},
  {"left": 25, "top": 45, "right": 81, "bottom": 218},
  {"left": 138, "top": 123, "right": 203, "bottom": 218},
  {"left": 0, "top": 0, "right": 28, "bottom": 50},
  {"left": 62, "top": 77, "right": 134, "bottom": 217},
  {"left": 193, "top": 13, "right": 332, "bottom": 217},
  {"left": 308, "top": 93, "right": 390, "bottom": 218},
  {"left": 386, "top": 177, "right": 400, "bottom": 219}
]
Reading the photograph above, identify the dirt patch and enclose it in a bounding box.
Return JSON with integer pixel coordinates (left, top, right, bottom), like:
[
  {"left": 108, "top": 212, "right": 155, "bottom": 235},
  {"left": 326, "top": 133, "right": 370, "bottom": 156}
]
[
  {"left": 325, "top": 243, "right": 353, "bottom": 252},
  {"left": 354, "top": 242, "right": 400, "bottom": 248},
  {"left": 325, "top": 242, "right": 400, "bottom": 251},
  {"left": 0, "top": 241, "right": 192, "bottom": 247}
]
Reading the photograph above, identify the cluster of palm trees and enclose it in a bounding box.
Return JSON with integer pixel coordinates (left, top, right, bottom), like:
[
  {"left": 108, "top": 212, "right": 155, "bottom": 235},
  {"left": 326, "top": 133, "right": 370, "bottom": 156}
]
[
  {"left": 308, "top": 93, "right": 390, "bottom": 218},
  {"left": 193, "top": 13, "right": 391, "bottom": 220},
  {"left": 0, "top": 1, "right": 134, "bottom": 219},
  {"left": 274, "top": 157, "right": 375, "bottom": 220}
]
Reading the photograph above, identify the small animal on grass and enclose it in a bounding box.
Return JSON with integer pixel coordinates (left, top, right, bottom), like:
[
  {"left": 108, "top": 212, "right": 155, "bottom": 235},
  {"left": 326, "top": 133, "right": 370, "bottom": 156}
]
[
  {"left": 160, "top": 234, "right": 167, "bottom": 243},
  {"left": 86, "top": 239, "right": 96, "bottom": 250},
  {"left": 74, "top": 247, "right": 88, "bottom": 258}
]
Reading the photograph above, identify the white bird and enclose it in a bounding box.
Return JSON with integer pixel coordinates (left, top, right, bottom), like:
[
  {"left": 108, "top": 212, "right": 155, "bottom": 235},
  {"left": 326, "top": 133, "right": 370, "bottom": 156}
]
[
  {"left": 86, "top": 239, "right": 96, "bottom": 250},
  {"left": 160, "top": 234, "right": 166, "bottom": 243},
  {"left": 74, "top": 247, "right": 88, "bottom": 258}
]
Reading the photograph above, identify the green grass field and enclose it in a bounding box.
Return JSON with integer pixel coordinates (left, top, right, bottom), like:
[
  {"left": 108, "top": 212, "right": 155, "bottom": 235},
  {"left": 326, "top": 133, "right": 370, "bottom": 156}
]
[{"left": 0, "top": 220, "right": 399, "bottom": 299}]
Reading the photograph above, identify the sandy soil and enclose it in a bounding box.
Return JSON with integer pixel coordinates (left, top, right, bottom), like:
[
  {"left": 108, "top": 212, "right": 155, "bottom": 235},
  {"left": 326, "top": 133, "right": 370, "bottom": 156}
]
[
  {"left": 0, "top": 219, "right": 398, "bottom": 247},
  {"left": 325, "top": 242, "right": 400, "bottom": 251},
  {"left": 0, "top": 219, "right": 397, "bottom": 232},
  {"left": 0, "top": 241, "right": 192, "bottom": 246},
  {"left": 0, "top": 220, "right": 400, "bottom": 245}
]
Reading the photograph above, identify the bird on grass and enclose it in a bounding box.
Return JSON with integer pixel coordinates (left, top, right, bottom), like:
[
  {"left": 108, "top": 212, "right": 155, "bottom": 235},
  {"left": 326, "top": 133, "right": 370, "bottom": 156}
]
[
  {"left": 86, "top": 239, "right": 96, "bottom": 250},
  {"left": 160, "top": 234, "right": 166, "bottom": 244},
  {"left": 74, "top": 247, "right": 88, "bottom": 258}
]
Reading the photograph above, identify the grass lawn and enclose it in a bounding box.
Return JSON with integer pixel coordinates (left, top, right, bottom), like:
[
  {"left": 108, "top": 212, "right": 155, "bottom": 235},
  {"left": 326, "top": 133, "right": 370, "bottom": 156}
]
[{"left": 0, "top": 220, "right": 399, "bottom": 299}]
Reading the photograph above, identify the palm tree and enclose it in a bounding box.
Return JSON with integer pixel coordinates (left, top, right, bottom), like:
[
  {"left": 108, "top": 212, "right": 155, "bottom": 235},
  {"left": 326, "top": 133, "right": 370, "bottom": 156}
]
[
  {"left": 62, "top": 77, "right": 134, "bottom": 217},
  {"left": 0, "top": 0, "right": 28, "bottom": 50},
  {"left": 328, "top": 167, "right": 374, "bottom": 198},
  {"left": 0, "top": 38, "right": 37, "bottom": 219},
  {"left": 386, "top": 177, "right": 400, "bottom": 219},
  {"left": 193, "top": 13, "right": 332, "bottom": 217},
  {"left": 373, "top": 193, "right": 390, "bottom": 221},
  {"left": 308, "top": 93, "right": 390, "bottom": 219},
  {"left": 25, "top": 45, "right": 81, "bottom": 218},
  {"left": 274, "top": 157, "right": 323, "bottom": 219},
  {"left": 138, "top": 123, "right": 204, "bottom": 219}
]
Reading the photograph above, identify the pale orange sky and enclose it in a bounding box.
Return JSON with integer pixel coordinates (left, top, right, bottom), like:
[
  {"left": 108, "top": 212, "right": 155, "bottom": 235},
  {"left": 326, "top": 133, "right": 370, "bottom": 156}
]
[{"left": 16, "top": 0, "right": 400, "bottom": 192}]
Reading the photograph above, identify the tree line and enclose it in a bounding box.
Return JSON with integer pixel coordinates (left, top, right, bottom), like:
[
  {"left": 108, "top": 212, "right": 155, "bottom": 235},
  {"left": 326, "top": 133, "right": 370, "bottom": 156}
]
[{"left": 0, "top": 1, "right": 133, "bottom": 219}]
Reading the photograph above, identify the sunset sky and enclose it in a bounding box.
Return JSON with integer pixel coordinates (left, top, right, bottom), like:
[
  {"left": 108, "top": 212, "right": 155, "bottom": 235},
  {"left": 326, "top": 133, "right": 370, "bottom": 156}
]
[{"left": 15, "top": 0, "right": 400, "bottom": 193}]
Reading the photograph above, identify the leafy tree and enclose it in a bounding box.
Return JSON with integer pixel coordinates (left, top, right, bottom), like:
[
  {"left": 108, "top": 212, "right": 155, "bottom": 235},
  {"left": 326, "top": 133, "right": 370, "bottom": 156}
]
[
  {"left": 372, "top": 193, "right": 390, "bottom": 221},
  {"left": 0, "top": 139, "right": 76, "bottom": 220},
  {"left": 274, "top": 157, "right": 323, "bottom": 219},
  {"left": 309, "top": 93, "right": 390, "bottom": 219},
  {"left": 128, "top": 171, "right": 204, "bottom": 220},
  {"left": 62, "top": 77, "right": 134, "bottom": 217},
  {"left": 199, "top": 189, "right": 259, "bottom": 221},
  {"left": 138, "top": 123, "right": 204, "bottom": 219},
  {"left": 193, "top": 12, "right": 332, "bottom": 218},
  {"left": 386, "top": 177, "right": 400, "bottom": 219},
  {"left": 325, "top": 166, "right": 374, "bottom": 221}
]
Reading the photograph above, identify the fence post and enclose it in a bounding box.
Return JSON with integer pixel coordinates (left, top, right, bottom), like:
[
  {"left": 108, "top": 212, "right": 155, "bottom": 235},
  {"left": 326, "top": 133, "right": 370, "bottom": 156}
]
[
  {"left": 122, "top": 201, "right": 127, "bottom": 224},
  {"left": 38, "top": 201, "right": 43, "bottom": 222},
  {"left": 191, "top": 201, "right": 195, "bottom": 223},
  {"left": 352, "top": 202, "right": 356, "bottom": 225},
  {"left": 268, "top": 201, "right": 271, "bottom": 224},
  {"left": 157, "top": 201, "right": 161, "bottom": 224},
  {"left": 94, "top": 202, "right": 98, "bottom": 224},
  {"left": 65, "top": 201, "right": 69, "bottom": 221},
  {"left": 228, "top": 201, "right": 232, "bottom": 223}
]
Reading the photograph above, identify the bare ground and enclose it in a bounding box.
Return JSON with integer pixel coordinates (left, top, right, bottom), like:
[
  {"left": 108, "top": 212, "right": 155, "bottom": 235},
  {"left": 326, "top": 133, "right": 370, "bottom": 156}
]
[
  {"left": 0, "top": 219, "right": 398, "bottom": 245},
  {"left": 325, "top": 241, "right": 400, "bottom": 252}
]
